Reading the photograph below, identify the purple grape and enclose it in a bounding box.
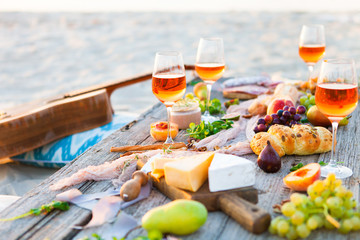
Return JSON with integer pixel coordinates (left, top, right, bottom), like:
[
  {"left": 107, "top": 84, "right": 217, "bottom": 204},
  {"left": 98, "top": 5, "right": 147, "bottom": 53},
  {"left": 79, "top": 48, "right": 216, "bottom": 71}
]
[
  {"left": 277, "top": 109, "right": 284, "bottom": 117},
  {"left": 253, "top": 126, "right": 259, "bottom": 133},
  {"left": 297, "top": 105, "right": 306, "bottom": 114},
  {"left": 273, "top": 118, "right": 281, "bottom": 124},
  {"left": 289, "top": 107, "right": 296, "bottom": 115},
  {"left": 283, "top": 111, "right": 291, "bottom": 118},
  {"left": 271, "top": 113, "right": 279, "bottom": 120},
  {"left": 283, "top": 106, "right": 289, "bottom": 111},
  {"left": 280, "top": 116, "right": 287, "bottom": 123},
  {"left": 257, "top": 118, "right": 266, "bottom": 125},
  {"left": 258, "top": 124, "right": 267, "bottom": 132},
  {"left": 289, "top": 120, "right": 297, "bottom": 126},
  {"left": 293, "top": 114, "right": 301, "bottom": 121}
]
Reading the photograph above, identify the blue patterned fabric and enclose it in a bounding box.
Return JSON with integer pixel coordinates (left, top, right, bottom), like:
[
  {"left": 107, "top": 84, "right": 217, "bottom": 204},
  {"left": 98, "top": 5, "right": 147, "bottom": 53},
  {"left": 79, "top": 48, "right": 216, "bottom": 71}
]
[{"left": 11, "top": 114, "right": 134, "bottom": 168}]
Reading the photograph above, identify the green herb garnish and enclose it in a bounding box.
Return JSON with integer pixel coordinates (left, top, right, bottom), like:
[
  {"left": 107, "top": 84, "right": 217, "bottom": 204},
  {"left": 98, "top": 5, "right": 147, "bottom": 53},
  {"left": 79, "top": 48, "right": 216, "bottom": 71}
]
[
  {"left": 199, "top": 98, "right": 224, "bottom": 115},
  {"left": 0, "top": 201, "right": 69, "bottom": 221},
  {"left": 290, "top": 163, "right": 304, "bottom": 172},
  {"left": 186, "top": 120, "right": 233, "bottom": 140}
]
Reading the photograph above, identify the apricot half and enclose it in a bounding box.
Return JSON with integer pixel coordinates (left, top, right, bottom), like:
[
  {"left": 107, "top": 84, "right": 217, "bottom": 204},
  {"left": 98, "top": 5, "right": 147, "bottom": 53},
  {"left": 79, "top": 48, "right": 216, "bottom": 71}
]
[
  {"left": 283, "top": 163, "right": 321, "bottom": 192},
  {"left": 150, "top": 121, "right": 179, "bottom": 142}
]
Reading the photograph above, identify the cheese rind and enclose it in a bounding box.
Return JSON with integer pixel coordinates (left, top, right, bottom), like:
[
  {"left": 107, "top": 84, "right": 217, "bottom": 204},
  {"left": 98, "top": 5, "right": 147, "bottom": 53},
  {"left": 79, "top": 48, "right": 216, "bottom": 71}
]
[
  {"left": 208, "top": 153, "right": 255, "bottom": 192},
  {"left": 164, "top": 152, "right": 215, "bottom": 192}
]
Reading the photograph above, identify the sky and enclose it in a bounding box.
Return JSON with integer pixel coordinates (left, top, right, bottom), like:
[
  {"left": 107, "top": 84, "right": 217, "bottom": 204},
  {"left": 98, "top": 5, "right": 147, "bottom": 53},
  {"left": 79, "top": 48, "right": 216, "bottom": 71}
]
[{"left": 1, "top": 0, "right": 360, "bottom": 12}]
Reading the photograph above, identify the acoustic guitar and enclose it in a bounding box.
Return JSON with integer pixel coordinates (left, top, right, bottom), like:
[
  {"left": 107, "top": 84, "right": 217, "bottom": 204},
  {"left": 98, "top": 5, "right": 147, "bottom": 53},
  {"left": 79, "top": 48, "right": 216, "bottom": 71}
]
[{"left": 0, "top": 65, "right": 195, "bottom": 159}]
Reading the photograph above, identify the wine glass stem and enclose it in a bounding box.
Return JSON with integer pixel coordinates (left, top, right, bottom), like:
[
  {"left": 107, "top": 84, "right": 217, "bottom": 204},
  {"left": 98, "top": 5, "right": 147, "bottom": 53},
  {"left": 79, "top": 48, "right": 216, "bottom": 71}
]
[
  {"left": 329, "top": 121, "right": 339, "bottom": 167},
  {"left": 165, "top": 106, "right": 174, "bottom": 144},
  {"left": 307, "top": 65, "right": 314, "bottom": 74},
  {"left": 204, "top": 83, "right": 212, "bottom": 117}
]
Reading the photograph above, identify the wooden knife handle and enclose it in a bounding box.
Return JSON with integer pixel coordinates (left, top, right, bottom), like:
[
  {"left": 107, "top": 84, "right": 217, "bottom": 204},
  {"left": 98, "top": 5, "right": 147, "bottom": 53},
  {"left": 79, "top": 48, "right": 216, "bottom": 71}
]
[{"left": 218, "top": 192, "right": 271, "bottom": 234}]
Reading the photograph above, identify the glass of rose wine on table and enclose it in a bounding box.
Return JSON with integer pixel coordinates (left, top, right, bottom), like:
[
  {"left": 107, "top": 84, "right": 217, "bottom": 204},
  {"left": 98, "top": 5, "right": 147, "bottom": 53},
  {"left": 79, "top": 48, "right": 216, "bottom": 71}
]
[
  {"left": 152, "top": 51, "right": 186, "bottom": 144},
  {"left": 315, "top": 59, "right": 358, "bottom": 178},
  {"left": 299, "top": 25, "right": 326, "bottom": 83},
  {"left": 195, "top": 37, "right": 225, "bottom": 122}
]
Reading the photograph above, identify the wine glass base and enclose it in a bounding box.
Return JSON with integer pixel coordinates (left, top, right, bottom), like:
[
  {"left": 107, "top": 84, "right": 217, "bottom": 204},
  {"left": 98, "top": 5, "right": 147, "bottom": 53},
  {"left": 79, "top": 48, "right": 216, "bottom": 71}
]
[
  {"left": 164, "top": 137, "right": 174, "bottom": 145},
  {"left": 320, "top": 165, "right": 353, "bottom": 179},
  {"left": 201, "top": 115, "right": 218, "bottom": 123}
]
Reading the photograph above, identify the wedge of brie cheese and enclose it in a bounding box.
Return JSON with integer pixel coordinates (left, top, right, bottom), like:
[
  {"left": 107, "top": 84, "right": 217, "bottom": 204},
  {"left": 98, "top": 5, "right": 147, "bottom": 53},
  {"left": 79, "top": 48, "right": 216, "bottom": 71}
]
[{"left": 208, "top": 153, "right": 255, "bottom": 192}]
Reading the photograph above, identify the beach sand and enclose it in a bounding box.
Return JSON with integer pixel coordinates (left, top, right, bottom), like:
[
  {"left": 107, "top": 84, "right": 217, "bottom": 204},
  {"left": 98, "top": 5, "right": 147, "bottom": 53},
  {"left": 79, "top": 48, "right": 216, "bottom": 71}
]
[{"left": 0, "top": 11, "right": 360, "bottom": 196}]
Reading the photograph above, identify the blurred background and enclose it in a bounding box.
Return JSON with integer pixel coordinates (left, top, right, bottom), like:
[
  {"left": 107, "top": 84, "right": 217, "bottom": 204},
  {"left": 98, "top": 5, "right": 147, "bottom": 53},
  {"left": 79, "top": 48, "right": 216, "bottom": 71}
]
[{"left": 1, "top": 0, "right": 360, "bottom": 117}]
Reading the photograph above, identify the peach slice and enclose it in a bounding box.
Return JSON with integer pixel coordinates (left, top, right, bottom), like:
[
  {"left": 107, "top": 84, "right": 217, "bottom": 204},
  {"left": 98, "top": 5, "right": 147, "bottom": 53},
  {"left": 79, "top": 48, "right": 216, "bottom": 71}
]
[
  {"left": 150, "top": 121, "right": 179, "bottom": 142},
  {"left": 283, "top": 163, "right": 321, "bottom": 192}
]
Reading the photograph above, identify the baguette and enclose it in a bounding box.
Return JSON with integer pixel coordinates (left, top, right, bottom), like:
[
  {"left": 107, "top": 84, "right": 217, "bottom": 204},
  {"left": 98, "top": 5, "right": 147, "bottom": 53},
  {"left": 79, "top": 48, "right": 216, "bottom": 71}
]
[{"left": 250, "top": 124, "right": 332, "bottom": 157}]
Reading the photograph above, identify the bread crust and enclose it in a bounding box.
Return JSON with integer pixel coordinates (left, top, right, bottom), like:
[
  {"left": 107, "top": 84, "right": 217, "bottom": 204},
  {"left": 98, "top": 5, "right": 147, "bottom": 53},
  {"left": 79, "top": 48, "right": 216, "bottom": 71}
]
[{"left": 250, "top": 124, "right": 332, "bottom": 157}]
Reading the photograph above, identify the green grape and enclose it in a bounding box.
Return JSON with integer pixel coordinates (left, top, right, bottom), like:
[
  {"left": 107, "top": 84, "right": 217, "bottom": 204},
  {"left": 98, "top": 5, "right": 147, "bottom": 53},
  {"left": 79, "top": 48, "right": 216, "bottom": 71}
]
[
  {"left": 330, "top": 207, "right": 345, "bottom": 219},
  {"left": 345, "top": 190, "right": 353, "bottom": 198},
  {"left": 303, "top": 99, "right": 311, "bottom": 109},
  {"left": 335, "top": 186, "right": 347, "bottom": 198},
  {"left": 344, "top": 209, "right": 355, "bottom": 219},
  {"left": 312, "top": 180, "right": 325, "bottom": 193},
  {"left": 277, "top": 220, "right": 290, "bottom": 236},
  {"left": 147, "top": 229, "right": 162, "bottom": 240},
  {"left": 291, "top": 211, "right": 305, "bottom": 225},
  {"left": 351, "top": 199, "right": 357, "bottom": 208},
  {"left": 338, "top": 219, "right": 353, "bottom": 234},
  {"left": 290, "top": 193, "right": 306, "bottom": 206},
  {"left": 314, "top": 196, "right": 324, "bottom": 207},
  {"left": 326, "top": 197, "right": 343, "bottom": 210},
  {"left": 321, "top": 189, "right": 331, "bottom": 199},
  {"left": 343, "top": 198, "right": 353, "bottom": 209},
  {"left": 296, "top": 224, "right": 311, "bottom": 238},
  {"left": 309, "top": 95, "right": 316, "bottom": 105},
  {"left": 299, "top": 95, "right": 308, "bottom": 105},
  {"left": 268, "top": 223, "right": 277, "bottom": 235},
  {"left": 351, "top": 216, "right": 360, "bottom": 230},
  {"left": 334, "top": 179, "right": 342, "bottom": 187},
  {"left": 286, "top": 226, "right": 298, "bottom": 240},
  {"left": 313, "top": 214, "right": 324, "bottom": 228},
  {"left": 281, "top": 202, "right": 296, "bottom": 217},
  {"left": 306, "top": 215, "right": 319, "bottom": 230},
  {"left": 269, "top": 216, "right": 283, "bottom": 234},
  {"left": 307, "top": 185, "right": 317, "bottom": 200}
]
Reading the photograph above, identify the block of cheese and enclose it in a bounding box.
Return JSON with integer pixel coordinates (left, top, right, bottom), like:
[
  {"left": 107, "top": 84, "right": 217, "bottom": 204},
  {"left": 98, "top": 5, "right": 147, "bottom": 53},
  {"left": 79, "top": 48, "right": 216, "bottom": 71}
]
[
  {"left": 208, "top": 153, "right": 255, "bottom": 192},
  {"left": 164, "top": 152, "right": 215, "bottom": 192},
  {"left": 150, "top": 157, "right": 178, "bottom": 180}
]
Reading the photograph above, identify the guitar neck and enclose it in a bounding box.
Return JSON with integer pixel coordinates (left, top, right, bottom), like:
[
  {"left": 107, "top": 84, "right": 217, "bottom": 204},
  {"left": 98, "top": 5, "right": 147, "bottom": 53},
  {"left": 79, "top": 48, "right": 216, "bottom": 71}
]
[{"left": 62, "top": 65, "right": 195, "bottom": 100}]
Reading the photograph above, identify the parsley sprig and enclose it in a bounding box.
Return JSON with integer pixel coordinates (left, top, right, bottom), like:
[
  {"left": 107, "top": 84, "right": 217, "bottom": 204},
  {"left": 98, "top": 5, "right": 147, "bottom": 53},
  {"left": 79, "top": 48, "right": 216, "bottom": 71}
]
[{"left": 186, "top": 120, "right": 233, "bottom": 140}]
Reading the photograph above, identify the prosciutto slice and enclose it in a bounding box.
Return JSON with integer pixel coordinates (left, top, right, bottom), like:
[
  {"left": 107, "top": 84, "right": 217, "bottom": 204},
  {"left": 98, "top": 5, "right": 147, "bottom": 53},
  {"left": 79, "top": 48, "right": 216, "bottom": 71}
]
[
  {"left": 223, "top": 85, "right": 270, "bottom": 96},
  {"left": 50, "top": 150, "right": 161, "bottom": 191},
  {"left": 216, "top": 141, "right": 253, "bottom": 156}
]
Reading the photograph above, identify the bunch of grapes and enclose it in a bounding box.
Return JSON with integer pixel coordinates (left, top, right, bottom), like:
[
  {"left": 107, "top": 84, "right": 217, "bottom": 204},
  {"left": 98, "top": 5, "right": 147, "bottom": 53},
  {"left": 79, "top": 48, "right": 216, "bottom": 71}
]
[
  {"left": 299, "top": 93, "right": 316, "bottom": 111},
  {"left": 269, "top": 173, "right": 360, "bottom": 239},
  {"left": 253, "top": 105, "right": 307, "bottom": 133}
]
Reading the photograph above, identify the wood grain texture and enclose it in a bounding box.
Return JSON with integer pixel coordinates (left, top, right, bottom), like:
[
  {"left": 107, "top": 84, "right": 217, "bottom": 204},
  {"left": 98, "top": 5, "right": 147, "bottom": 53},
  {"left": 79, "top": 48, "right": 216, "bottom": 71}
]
[{"left": 0, "top": 82, "right": 359, "bottom": 240}]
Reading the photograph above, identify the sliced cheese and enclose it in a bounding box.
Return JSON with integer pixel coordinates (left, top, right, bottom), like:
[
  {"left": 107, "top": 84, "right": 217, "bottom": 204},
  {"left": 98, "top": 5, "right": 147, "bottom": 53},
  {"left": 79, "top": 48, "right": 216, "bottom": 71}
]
[
  {"left": 208, "top": 153, "right": 255, "bottom": 192},
  {"left": 150, "top": 157, "right": 178, "bottom": 180},
  {"left": 164, "top": 152, "right": 215, "bottom": 192}
]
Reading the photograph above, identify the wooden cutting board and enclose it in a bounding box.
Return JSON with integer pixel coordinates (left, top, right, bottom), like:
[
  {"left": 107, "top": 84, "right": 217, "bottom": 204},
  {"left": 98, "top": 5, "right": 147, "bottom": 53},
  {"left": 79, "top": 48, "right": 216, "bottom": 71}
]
[{"left": 137, "top": 158, "right": 271, "bottom": 234}]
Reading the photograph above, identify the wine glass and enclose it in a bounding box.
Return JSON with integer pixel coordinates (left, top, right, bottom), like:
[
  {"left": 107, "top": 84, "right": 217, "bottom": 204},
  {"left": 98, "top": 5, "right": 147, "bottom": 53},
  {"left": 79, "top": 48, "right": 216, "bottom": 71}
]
[
  {"left": 195, "top": 37, "right": 225, "bottom": 122},
  {"left": 315, "top": 59, "right": 358, "bottom": 178},
  {"left": 152, "top": 51, "right": 186, "bottom": 144},
  {"left": 299, "top": 25, "right": 326, "bottom": 80}
]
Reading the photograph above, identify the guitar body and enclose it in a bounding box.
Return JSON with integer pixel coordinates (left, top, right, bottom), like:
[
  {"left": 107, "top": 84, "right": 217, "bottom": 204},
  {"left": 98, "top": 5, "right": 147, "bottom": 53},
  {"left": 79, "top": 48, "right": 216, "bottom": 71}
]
[
  {"left": 0, "top": 65, "right": 195, "bottom": 159},
  {"left": 0, "top": 89, "right": 113, "bottom": 159}
]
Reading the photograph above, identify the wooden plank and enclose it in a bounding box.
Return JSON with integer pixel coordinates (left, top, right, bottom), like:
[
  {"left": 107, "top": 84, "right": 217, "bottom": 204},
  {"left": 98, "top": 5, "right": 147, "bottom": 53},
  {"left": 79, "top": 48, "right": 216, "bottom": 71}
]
[{"left": 0, "top": 83, "right": 359, "bottom": 240}]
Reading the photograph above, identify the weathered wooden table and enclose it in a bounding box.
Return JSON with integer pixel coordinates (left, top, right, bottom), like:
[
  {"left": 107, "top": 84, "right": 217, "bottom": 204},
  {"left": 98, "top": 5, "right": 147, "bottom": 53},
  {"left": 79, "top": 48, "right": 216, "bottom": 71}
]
[{"left": 0, "top": 82, "right": 359, "bottom": 240}]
